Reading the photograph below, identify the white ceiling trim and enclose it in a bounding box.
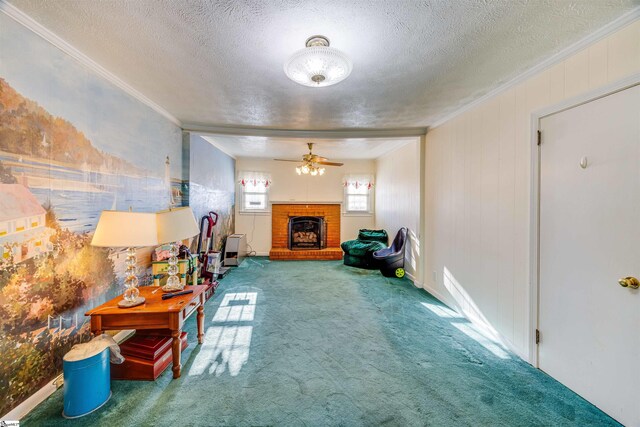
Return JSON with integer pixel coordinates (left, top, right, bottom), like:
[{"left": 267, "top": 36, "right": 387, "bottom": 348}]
[
  {"left": 373, "top": 138, "right": 416, "bottom": 160},
  {"left": 0, "top": 0, "right": 182, "bottom": 127},
  {"left": 4, "top": 0, "right": 636, "bottom": 134},
  {"left": 196, "top": 134, "right": 417, "bottom": 161},
  {"left": 430, "top": 6, "right": 640, "bottom": 129},
  {"left": 185, "top": 124, "right": 428, "bottom": 139},
  {"left": 200, "top": 135, "right": 237, "bottom": 160}
]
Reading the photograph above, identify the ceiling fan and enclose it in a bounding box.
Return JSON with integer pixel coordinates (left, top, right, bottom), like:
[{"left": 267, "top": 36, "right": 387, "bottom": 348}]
[{"left": 274, "top": 143, "right": 343, "bottom": 176}]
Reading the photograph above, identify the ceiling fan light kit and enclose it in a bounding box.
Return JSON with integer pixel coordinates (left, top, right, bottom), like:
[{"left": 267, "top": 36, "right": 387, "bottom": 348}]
[
  {"left": 284, "top": 35, "right": 353, "bottom": 87},
  {"left": 276, "top": 143, "right": 342, "bottom": 176},
  {"left": 296, "top": 165, "right": 324, "bottom": 176}
]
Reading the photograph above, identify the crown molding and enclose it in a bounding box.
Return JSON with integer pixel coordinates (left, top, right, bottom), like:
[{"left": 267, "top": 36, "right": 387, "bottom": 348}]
[
  {"left": 430, "top": 6, "right": 640, "bottom": 129},
  {"left": 374, "top": 137, "right": 418, "bottom": 160},
  {"left": 0, "top": 0, "right": 182, "bottom": 127},
  {"left": 184, "top": 123, "right": 428, "bottom": 139},
  {"left": 200, "top": 135, "right": 237, "bottom": 159},
  {"left": 5, "top": 0, "right": 635, "bottom": 139}
]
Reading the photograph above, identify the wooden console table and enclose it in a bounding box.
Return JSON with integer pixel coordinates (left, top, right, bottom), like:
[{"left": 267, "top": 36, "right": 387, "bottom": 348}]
[{"left": 85, "top": 285, "right": 207, "bottom": 379}]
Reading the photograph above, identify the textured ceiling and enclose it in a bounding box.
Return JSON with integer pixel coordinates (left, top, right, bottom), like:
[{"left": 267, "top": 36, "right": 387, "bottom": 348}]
[
  {"left": 8, "top": 0, "right": 639, "bottom": 130},
  {"left": 202, "top": 135, "right": 416, "bottom": 160}
]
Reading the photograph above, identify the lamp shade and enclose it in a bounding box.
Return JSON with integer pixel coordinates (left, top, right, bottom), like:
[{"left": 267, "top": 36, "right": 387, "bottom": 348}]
[
  {"left": 91, "top": 211, "right": 159, "bottom": 248},
  {"left": 156, "top": 207, "right": 200, "bottom": 244}
]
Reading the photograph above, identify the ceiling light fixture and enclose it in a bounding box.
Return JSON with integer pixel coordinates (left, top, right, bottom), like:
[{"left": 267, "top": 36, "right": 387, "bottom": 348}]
[
  {"left": 296, "top": 162, "right": 325, "bottom": 176},
  {"left": 284, "top": 35, "right": 353, "bottom": 87}
]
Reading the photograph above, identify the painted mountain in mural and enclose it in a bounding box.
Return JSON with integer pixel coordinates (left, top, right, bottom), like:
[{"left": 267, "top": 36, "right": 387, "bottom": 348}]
[{"left": 0, "top": 78, "right": 140, "bottom": 174}]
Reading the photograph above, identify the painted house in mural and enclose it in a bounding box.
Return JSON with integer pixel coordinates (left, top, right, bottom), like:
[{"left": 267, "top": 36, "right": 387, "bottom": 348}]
[{"left": 0, "top": 183, "right": 54, "bottom": 264}]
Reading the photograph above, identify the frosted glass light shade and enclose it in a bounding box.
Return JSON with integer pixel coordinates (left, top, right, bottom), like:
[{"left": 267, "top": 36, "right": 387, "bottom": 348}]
[
  {"left": 91, "top": 211, "right": 159, "bottom": 247},
  {"left": 284, "top": 46, "right": 352, "bottom": 87},
  {"left": 156, "top": 207, "right": 199, "bottom": 244}
]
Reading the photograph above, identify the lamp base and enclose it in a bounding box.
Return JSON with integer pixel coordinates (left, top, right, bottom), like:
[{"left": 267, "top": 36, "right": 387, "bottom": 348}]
[
  {"left": 118, "top": 296, "right": 146, "bottom": 308},
  {"left": 161, "top": 284, "right": 184, "bottom": 293}
]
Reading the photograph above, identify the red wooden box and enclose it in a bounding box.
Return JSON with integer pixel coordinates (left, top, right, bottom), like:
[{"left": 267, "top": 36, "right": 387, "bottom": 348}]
[
  {"left": 202, "top": 279, "right": 217, "bottom": 301},
  {"left": 111, "top": 332, "right": 188, "bottom": 380},
  {"left": 119, "top": 334, "right": 174, "bottom": 360}
]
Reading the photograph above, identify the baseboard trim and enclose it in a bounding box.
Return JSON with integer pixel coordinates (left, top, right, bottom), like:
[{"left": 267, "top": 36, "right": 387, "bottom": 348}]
[
  {"left": 1, "top": 378, "right": 57, "bottom": 422},
  {"left": 420, "top": 282, "right": 454, "bottom": 307},
  {"left": 418, "top": 283, "right": 530, "bottom": 364},
  {"left": 1, "top": 329, "right": 134, "bottom": 420},
  {"left": 405, "top": 271, "right": 420, "bottom": 288}
]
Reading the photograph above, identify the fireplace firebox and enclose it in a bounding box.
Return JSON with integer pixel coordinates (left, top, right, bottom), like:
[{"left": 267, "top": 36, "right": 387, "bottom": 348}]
[{"left": 288, "top": 216, "right": 326, "bottom": 250}]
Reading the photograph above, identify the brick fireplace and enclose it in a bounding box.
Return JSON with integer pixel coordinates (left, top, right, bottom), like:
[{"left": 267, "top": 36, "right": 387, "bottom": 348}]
[{"left": 269, "top": 203, "right": 343, "bottom": 260}]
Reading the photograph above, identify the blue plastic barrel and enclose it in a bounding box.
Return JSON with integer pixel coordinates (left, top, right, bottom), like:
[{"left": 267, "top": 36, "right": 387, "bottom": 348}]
[{"left": 62, "top": 346, "right": 111, "bottom": 418}]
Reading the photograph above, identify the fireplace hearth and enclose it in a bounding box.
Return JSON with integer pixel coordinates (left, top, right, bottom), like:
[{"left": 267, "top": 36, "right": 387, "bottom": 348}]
[{"left": 288, "top": 216, "right": 326, "bottom": 250}]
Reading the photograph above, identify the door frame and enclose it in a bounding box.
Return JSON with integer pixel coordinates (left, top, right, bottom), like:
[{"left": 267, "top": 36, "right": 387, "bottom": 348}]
[{"left": 528, "top": 71, "right": 640, "bottom": 367}]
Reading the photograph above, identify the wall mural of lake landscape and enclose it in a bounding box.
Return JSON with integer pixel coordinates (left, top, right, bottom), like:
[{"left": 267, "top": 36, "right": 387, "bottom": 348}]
[
  {"left": 0, "top": 14, "right": 183, "bottom": 415},
  {"left": 188, "top": 135, "right": 235, "bottom": 253}
]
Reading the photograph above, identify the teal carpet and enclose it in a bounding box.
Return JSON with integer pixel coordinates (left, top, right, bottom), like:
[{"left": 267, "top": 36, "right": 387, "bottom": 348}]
[{"left": 24, "top": 258, "right": 617, "bottom": 426}]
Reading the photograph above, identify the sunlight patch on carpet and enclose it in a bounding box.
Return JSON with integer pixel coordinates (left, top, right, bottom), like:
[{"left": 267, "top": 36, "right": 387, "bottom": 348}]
[
  {"left": 420, "top": 302, "right": 463, "bottom": 318},
  {"left": 452, "top": 323, "right": 510, "bottom": 360},
  {"left": 443, "top": 266, "right": 502, "bottom": 343},
  {"left": 189, "top": 292, "right": 257, "bottom": 377}
]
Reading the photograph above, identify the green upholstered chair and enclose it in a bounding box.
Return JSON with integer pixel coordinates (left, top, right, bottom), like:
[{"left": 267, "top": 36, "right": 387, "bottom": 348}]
[
  {"left": 341, "top": 229, "right": 388, "bottom": 269},
  {"left": 357, "top": 229, "right": 389, "bottom": 244}
]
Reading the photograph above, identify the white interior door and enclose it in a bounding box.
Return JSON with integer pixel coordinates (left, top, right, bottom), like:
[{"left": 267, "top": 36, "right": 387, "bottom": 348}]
[{"left": 539, "top": 84, "right": 640, "bottom": 426}]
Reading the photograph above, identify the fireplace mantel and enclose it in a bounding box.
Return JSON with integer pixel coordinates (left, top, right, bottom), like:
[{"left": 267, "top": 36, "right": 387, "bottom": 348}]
[{"left": 270, "top": 201, "right": 342, "bottom": 205}]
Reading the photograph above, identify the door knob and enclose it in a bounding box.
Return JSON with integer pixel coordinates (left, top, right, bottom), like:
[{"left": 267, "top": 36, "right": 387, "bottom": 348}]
[{"left": 618, "top": 277, "right": 640, "bottom": 289}]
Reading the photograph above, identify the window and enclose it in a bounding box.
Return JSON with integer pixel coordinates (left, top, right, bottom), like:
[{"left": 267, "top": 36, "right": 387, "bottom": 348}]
[
  {"left": 343, "top": 174, "right": 374, "bottom": 214},
  {"left": 239, "top": 172, "right": 271, "bottom": 213},
  {"left": 14, "top": 219, "right": 26, "bottom": 232}
]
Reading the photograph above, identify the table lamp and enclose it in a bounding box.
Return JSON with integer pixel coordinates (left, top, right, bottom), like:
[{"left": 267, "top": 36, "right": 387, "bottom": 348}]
[
  {"left": 156, "top": 207, "right": 200, "bottom": 292},
  {"left": 91, "top": 210, "right": 159, "bottom": 308}
]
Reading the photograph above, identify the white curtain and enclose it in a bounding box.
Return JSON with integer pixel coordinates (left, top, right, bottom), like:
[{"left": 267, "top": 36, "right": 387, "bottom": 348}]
[
  {"left": 238, "top": 171, "right": 272, "bottom": 190},
  {"left": 343, "top": 174, "right": 374, "bottom": 190}
]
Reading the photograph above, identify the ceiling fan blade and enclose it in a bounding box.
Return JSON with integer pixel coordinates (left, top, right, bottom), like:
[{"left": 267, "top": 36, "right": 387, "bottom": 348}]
[
  {"left": 312, "top": 155, "right": 329, "bottom": 162},
  {"left": 274, "top": 159, "right": 302, "bottom": 162},
  {"left": 317, "top": 161, "right": 344, "bottom": 166}
]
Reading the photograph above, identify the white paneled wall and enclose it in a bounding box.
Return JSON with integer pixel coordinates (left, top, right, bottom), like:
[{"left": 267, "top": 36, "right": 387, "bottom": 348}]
[
  {"left": 375, "top": 139, "right": 421, "bottom": 281},
  {"left": 424, "top": 19, "right": 640, "bottom": 360},
  {"left": 235, "top": 158, "right": 375, "bottom": 254}
]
